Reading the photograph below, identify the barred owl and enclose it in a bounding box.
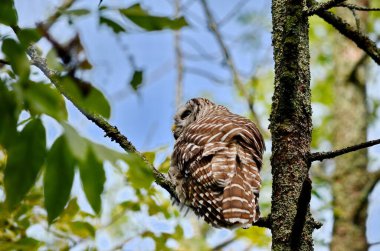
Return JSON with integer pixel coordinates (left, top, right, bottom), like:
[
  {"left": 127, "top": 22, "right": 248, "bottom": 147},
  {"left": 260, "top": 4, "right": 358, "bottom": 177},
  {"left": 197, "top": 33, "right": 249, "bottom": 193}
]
[{"left": 169, "top": 98, "right": 265, "bottom": 228}]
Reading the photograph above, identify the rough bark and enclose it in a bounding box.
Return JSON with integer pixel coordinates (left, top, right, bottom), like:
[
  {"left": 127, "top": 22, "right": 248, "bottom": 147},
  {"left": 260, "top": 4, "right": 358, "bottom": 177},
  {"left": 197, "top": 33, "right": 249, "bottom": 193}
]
[
  {"left": 331, "top": 2, "right": 370, "bottom": 250},
  {"left": 270, "top": 0, "right": 316, "bottom": 250}
]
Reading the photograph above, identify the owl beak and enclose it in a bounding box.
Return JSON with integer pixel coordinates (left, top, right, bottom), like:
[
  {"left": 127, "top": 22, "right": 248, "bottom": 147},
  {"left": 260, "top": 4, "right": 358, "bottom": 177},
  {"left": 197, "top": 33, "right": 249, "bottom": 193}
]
[{"left": 171, "top": 124, "right": 177, "bottom": 132}]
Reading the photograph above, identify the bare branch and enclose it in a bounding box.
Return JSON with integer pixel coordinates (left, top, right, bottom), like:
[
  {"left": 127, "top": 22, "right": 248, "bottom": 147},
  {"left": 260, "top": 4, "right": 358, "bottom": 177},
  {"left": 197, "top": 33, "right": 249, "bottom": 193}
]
[
  {"left": 199, "top": 0, "right": 268, "bottom": 136},
  {"left": 218, "top": 0, "right": 249, "bottom": 27},
  {"left": 310, "top": 138, "right": 380, "bottom": 162},
  {"left": 0, "top": 59, "right": 10, "bottom": 65},
  {"left": 174, "top": 0, "right": 184, "bottom": 108},
  {"left": 185, "top": 66, "right": 226, "bottom": 84},
  {"left": 212, "top": 237, "right": 236, "bottom": 251},
  {"left": 306, "top": 0, "right": 347, "bottom": 15},
  {"left": 252, "top": 214, "right": 272, "bottom": 229},
  {"left": 338, "top": 3, "right": 380, "bottom": 12},
  {"left": 310, "top": 3, "right": 380, "bottom": 65},
  {"left": 353, "top": 169, "right": 380, "bottom": 221}
]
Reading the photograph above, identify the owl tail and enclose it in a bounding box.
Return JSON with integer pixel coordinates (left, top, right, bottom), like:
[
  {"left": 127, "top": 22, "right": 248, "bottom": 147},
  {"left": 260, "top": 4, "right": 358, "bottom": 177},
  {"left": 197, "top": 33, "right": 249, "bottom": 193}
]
[{"left": 222, "top": 174, "right": 256, "bottom": 228}]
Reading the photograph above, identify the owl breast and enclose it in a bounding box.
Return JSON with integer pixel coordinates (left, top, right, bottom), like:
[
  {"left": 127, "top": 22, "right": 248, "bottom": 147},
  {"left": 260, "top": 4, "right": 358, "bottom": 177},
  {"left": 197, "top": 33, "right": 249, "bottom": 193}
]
[{"left": 169, "top": 112, "right": 264, "bottom": 229}]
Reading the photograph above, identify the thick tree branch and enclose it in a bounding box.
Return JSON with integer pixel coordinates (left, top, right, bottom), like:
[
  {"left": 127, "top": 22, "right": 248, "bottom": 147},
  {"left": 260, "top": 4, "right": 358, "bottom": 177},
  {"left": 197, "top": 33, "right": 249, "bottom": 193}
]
[
  {"left": 310, "top": 138, "right": 380, "bottom": 162},
  {"left": 306, "top": 0, "right": 347, "bottom": 15},
  {"left": 308, "top": 1, "right": 380, "bottom": 65}
]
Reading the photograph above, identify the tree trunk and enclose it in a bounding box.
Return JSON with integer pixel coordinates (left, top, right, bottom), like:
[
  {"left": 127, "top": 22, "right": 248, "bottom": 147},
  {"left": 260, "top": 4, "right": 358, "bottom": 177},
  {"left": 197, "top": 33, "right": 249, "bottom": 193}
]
[
  {"left": 270, "top": 0, "right": 317, "bottom": 250},
  {"left": 330, "top": 2, "right": 370, "bottom": 250}
]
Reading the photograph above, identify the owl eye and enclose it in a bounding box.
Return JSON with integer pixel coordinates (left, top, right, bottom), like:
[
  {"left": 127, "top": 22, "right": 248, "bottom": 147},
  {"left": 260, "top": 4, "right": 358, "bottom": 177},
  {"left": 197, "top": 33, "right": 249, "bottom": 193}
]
[{"left": 180, "top": 110, "right": 192, "bottom": 119}]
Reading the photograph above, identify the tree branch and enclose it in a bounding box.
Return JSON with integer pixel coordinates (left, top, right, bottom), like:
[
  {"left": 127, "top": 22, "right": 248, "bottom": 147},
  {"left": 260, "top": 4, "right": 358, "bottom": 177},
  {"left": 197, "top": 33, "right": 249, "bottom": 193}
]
[
  {"left": 353, "top": 169, "right": 380, "bottom": 222},
  {"left": 199, "top": 0, "right": 268, "bottom": 137},
  {"left": 308, "top": 1, "right": 380, "bottom": 65},
  {"left": 11, "top": 24, "right": 179, "bottom": 201},
  {"left": 306, "top": 0, "right": 347, "bottom": 16},
  {"left": 310, "top": 138, "right": 380, "bottom": 162},
  {"left": 338, "top": 3, "right": 380, "bottom": 12},
  {"left": 252, "top": 214, "right": 272, "bottom": 229}
]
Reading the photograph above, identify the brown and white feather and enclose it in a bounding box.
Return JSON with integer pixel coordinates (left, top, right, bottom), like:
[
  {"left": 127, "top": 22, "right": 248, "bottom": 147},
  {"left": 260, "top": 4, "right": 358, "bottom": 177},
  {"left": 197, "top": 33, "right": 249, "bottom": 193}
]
[{"left": 169, "top": 98, "right": 264, "bottom": 228}]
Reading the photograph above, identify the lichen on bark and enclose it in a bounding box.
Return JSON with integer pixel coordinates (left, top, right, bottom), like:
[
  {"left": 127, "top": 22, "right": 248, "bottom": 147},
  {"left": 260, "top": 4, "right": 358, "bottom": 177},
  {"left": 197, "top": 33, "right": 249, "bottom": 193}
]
[{"left": 270, "top": 0, "right": 317, "bottom": 250}]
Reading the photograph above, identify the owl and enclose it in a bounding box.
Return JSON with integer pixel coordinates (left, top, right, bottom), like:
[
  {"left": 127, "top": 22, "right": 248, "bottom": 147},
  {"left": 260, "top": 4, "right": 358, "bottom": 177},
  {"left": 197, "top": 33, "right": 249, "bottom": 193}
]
[{"left": 169, "top": 98, "right": 265, "bottom": 228}]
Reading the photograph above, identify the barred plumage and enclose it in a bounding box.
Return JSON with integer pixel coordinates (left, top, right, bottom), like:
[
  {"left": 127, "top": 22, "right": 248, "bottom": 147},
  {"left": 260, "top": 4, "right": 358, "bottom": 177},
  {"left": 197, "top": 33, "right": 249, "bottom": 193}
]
[{"left": 169, "top": 98, "right": 265, "bottom": 228}]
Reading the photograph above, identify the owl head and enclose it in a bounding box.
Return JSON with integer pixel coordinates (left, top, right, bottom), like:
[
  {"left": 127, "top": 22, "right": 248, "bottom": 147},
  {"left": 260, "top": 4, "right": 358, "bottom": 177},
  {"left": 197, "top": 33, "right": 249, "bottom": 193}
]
[{"left": 172, "top": 98, "right": 227, "bottom": 139}]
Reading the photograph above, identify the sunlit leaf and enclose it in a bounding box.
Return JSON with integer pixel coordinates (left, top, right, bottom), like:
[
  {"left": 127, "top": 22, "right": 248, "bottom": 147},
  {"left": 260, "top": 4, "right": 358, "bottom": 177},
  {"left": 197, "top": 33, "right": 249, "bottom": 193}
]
[
  {"left": 78, "top": 149, "right": 105, "bottom": 214},
  {"left": 91, "top": 142, "right": 127, "bottom": 164},
  {"left": 46, "top": 49, "right": 64, "bottom": 71},
  {"left": 99, "top": 16, "right": 126, "bottom": 33},
  {"left": 44, "top": 136, "right": 75, "bottom": 224},
  {"left": 0, "top": 0, "right": 18, "bottom": 26},
  {"left": 126, "top": 153, "right": 154, "bottom": 189},
  {"left": 4, "top": 119, "right": 46, "bottom": 209},
  {"left": 68, "top": 221, "right": 96, "bottom": 238},
  {"left": 24, "top": 82, "right": 68, "bottom": 121},
  {"left": 120, "top": 4, "right": 188, "bottom": 31},
  {"left": 157, "top": 156, "right": 170, "bottom": 173},
  {"left": 2, "top": 39, "right": 30, "bottom": 80},
  {"left": 60, "top": 76, "right": 111, "bottom": 119},
  {"left": 235, "top": 226, "right": 271, "bottom": 247},
  {"left": 130, "top": 70, "right": 143, "bottom": 91},
  {"left": 62, "top": 123, "right": 88, "bottom": 161}
]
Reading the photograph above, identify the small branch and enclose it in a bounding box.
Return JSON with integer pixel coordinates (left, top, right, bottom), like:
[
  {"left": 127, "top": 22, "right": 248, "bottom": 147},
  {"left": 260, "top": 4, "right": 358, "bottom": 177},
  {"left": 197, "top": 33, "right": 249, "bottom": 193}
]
[
  {"left": 199, "top": 0, "right": 267, "bottom": 136},
  {"left": 174, "top": 0, "right": 184, "bottom": 109},
  {"left": 306, "top": 0, "right": 347, "bottom": 15},
  {"left": 338, "top": 3, "right": 380, "bottom": 12},
  {"left": 353, "top": 169, "right": 380, "bottom": 221},
  {"left": 309, "top": 1, "right": 380, "bottom": 65},
  {"left": 252, "top": 215, "right": 272, "bottom": 229},
  {"left": 212, "top": 237, "right": 236, "bottom": 251},
  {"left": 370, "top": 241, "right": 380, "bottom": 246},
  {"left": 310, "top": 138, "right": 380, "bottom": 162},
  {"left": 217, "top": 0, "right": 249, "bottom": 27},
  {"left": 0, "top": 59, "right": 11, "bottom": 65}
]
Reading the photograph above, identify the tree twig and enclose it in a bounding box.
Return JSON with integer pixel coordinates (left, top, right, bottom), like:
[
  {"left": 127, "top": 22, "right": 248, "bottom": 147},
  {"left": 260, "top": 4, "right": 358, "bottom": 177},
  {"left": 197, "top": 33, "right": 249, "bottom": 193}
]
[
  {"left": 199, "top": 0, "right": 268, "bottom": 136},
  {"left": 353, "top": 169, "right": 380, "bottom": 222},
  {"left": 306, "top": 0, "right": 347, "bottom": 15},
  {"left": 212, "top": 237, "right": 236, "bottom": 251},
  {"left": 174, "top": 0, "right": 184, "bottom": 109},
  {"left": 338, "top": 3, "right": 380, "bottom": 12},
  {"left": 310, "top": 138, "right": 380, "bottom": 162},
  {"left": 310, "top": 2, "right": 380, "bottom": 65}
]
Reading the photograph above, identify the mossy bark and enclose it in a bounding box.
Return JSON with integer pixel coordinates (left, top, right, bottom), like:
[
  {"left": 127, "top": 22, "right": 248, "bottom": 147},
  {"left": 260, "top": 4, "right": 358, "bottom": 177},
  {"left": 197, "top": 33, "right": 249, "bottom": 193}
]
[
  {"left": 330, "top": 3, "right": 370, "bottom": 250},
  {"left": 270, "top": 1, "right": 316, "bottom": 250}
]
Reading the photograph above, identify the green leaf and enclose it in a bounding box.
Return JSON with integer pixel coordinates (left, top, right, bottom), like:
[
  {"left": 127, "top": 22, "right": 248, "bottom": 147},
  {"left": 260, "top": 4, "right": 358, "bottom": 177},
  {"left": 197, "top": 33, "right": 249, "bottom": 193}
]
[
  {"left": 18, "top": 28, "right": 41, "bottom": 48},
  {"left": 64, "top": 9, "right": 91, "bottom": 16},
  {"left": 44, "top": 136, "right": 75, "bottom": 224},
  {"left": 24, "top": 82, "right": 68, "bottom": 121},
  {"left": 60, "top": 76, "right": 111, "bottom": 119},
  {"left": 120, "top": 4, "right": 188, "bottom": 31},
  {"left": 78, "top": 149, "right": 105, "bottom": 214},
  {"left": 0, "top": 0, "right": 18, "bottom": 26},
  {"left": 91, "top": 141, "right": 127, "bottom": 164},
  {"left": 68, "top": 221, "right": 96, "bottom": 238},
  {"left": 62, "top": 123, "right": 88, "bottom": 161},
  {"left": 46, "top": 49, "right": 64, "bottom": 71},
  {"left": 4, "top": 119, "right": 46, "bottom": 209},
  {"left": 2, "top": 39, "right": 30, "bottom": 80},
  {"left": 0, "top": 80, "right": 19, "bottom": 147},
  {"left": 99, "top": 16, "right": 126, "bottom": 33},
  {"left": 126, "top": 153, "right": 154, "bottom": 189},
  {"left": 130, "top": 70, "right": 143, "bottom": 91}
]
